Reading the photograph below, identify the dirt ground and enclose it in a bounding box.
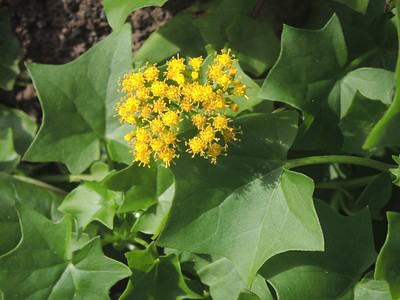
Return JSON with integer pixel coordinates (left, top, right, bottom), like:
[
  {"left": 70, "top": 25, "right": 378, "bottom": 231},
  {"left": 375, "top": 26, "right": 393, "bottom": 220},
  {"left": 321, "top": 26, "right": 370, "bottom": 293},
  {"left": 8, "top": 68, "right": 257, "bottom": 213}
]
[{"left": 0, "top": 0, "right": 194, "bottom": 120}]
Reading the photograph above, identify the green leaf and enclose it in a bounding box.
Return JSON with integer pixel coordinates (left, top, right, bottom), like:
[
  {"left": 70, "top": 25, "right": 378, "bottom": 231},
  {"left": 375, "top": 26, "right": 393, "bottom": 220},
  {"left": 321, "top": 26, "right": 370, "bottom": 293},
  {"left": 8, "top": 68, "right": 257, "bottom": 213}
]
[
  {"left": 390, "top": 155, "right": 400, "bottom": 187},
  {"left": 356, "top": 172, "right": 392, "bottom": 220},
  {"left": 237, "top": 290, "right": 262, "bottom": 300},
  {"left": 0, "top": 104, "right": 37, "bottom": 155},
  {"left": 259, "top": 14, "right": 347, "bottom": 151},
  {"left": 353, "top": 272, "right": 391, "bottom": 300},
  {"left": 103, "top": 0, "right": 168, "bottom": 33},
  {"left": 0, "top": 172, "right": 63, "bottom": 255},
  {"left": 340, "top": 68, "right": 394, "bottom": 117},
  {"left": 375, "top": 212, "right": 400, "bottom": 298},
  {"left": 364, "top": 1, "right": 400, "bottom": 149},
  {"left": 24, "top": 25, "right": 132, "bottom": 174},
  {"left": 334, "top": 0, "right": 369, "bottom": 13},
  {"left": 226, "top": 16, "right": 280, "bottom": 76},
  {"left": 0, "top": 128, "right": 20, "bottom": 173},
  {"left": 0, "top": 204, "right": 131, "bottom": 299},
  {"left": 260, "top": 200, "right": 377, "bottom": 299},
  {"left": 339, "top": 91, "right": 388, "bottom": 157},
  {"left": 0, "top": 8, "right": 23, "bottom": 91},
  {"left": 158, "top": 111, "right": 324, "bottom": 286},
  {"left": 193, "top": 0, "right": 257, "bottom": 50},
  {"left": 197, "top": 257, "right": 273, "bottom": 300},
  {"left": 133, "top": 13, "right": 206, "bottom": 67},
  {"left": 121, "top": 243, "right": 200, "bottom": 300},
  {"left": 59, "top": 181, "right": 119, "bottom": 231}
]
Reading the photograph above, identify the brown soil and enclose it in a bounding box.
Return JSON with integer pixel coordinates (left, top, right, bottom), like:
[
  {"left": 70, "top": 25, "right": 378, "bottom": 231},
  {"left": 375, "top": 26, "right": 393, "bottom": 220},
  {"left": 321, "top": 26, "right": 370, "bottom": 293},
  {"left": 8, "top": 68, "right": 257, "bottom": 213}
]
[{"left": 0, "top": 0, "right": 195, "bottom": 120}]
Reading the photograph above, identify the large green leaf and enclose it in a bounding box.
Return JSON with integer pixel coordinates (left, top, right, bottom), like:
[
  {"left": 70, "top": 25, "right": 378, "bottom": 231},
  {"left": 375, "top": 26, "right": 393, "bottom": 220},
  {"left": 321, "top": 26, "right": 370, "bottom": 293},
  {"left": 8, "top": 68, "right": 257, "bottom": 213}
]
[
  {"left": 133, "top": 13, "right": 206, "bottom": 67},
  {"left": 103, "top": 0, "right": 168, "bottom": 33},
  {"left": 259, "top": 15, "right": 347, "bottom": 151},
  {"left": 375, "top": 212, "right": 400, "bottom": 299},
  {"left": 364, "top": 0, "right": 400, "bottom": 148},
  {"left": 121, "top": 243, "right": 200, "bottom": 300},
  {"left": 0, "top": 172, "right": 63, "bottom": 255},
  {"left": 24, "top": 25, "right": 132, "bottom": 174},
  {"left": 0, "top": 128, "right": 20, "bottom": 173},
  {"left": 339, "top": 91, "right": 388, "bottom": 157},
  {"left": 197, "top": 257, "right": 273, "bottom": 300},
  {"left": 59, "top": 181, "right": 119, "bottom": 231},
  {"left": 0, "top": 8, "right": 23, "bottom": 91},
  {"left": 0, "top": 204, "right": 131, "bottom": 299},
  {"left": 158, "top": 111, "right": 324, "bottom": 286},
  {"left": 226, "top": 16, "right": 280, "bottom": 76},
  {"left": 0, "top": 104, "right": 37, "bottom": 155},
  {"left": 260, "top": 200, "right": 377, "bottom": 299}
]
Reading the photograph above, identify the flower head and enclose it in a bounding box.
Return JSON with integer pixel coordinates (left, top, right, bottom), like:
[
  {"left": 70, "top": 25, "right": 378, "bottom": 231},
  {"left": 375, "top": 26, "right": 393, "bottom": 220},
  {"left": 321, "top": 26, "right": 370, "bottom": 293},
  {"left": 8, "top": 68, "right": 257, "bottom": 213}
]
[{"left": 115, "top": 50, "right": 247, "bottom": 167}]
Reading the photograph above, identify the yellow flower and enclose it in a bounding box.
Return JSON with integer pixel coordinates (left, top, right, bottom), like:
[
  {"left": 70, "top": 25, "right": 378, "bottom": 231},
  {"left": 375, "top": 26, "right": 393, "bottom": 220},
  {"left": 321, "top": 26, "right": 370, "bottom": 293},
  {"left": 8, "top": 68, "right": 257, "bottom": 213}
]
[
  {"left": 207, "top": 64, "right": 223, "bottom": 82},
  {"left": 192, "top": 114, "right": 206, "bottom": 129},
  {"left": 191, "top": 71, "right": 199, "bottom": 80},
  {"left": 218, "top": 74, "right": 232, "bottom": 88},
  {"left": 150, "top": 138, "right": 166, "bottom": 152},
  {"left": 189, "top": 56, "right": 203, "bottom": 71},
  {"left": 153, "top": 99, "right": 167, "bottom": 114},
  {"left": 234, "top": 80, "right": 247, "bottom": 96},
  {"left": 136, "top": 87, "right": 151, "bottom": 100},
  {"left": 215, "top": 49, "right": 233, "bottom": 67},
  {"left": 124, "top": 131, "right": 135, "bottom": 142},
  {"left": 180, "top": 98, "right": 193, "bottom": 112},
  {"left": 144, "top": 65, "right": 159, "bottom": 82},
  {"left": 151, "top": 81, "right": 168, "bottom": 98},
  {"left": 150, "top": 118, "right": 165, "bottom": 134},
  {"left": 141, "top": 105, "right": 152, "bottom": 119},
  {"left": 158, "top": 147, "right": 178, "bottom": 167},
  {"left": 200, "top": 126, "right": 217, "bottom": 144},
  {"left": 186, "top": 136, "right": 206, "bottom": 157},
  {"left": 207, "top": 143, "right": 222, "bottom": 164},
  {"left": 166, "top": 56, "right": 186, "bottom": 82},
  {"left": 135, "top": 127, "right": 151, "bottom": 142},
  {"left": 166, "top": 85, "right": 181, "bottom": 101},
  {"left": 213, "top": 115, "right": 229, "bottom": 131},
  {"left": 160, "top": 130, "right": 177, "bottom": 146},
  {"left": 162, "top": 110, "right": 180, "bottom": 127}
]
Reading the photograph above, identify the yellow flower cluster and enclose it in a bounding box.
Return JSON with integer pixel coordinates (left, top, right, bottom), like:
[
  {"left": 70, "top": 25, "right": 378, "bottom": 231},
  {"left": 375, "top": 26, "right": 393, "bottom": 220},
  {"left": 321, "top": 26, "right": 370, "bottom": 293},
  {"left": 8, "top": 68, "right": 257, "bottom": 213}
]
[{"left": 115, "top": 49, "right": 247, "bottom": 167}]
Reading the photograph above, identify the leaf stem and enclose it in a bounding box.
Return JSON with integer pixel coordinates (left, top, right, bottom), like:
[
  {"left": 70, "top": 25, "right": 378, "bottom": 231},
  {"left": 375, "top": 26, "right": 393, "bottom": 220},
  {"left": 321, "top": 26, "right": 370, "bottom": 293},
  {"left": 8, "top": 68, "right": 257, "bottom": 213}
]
[
  {"left": 103, "top": 139, "right": 114, "bottom": 171},
  {"left": 36, "top": 174, "right": 96, "bottom": 182},
  {"left": 316, "top": 175, "right": 378, "bottom": 189},
  {"left": 13, "top": 175, "right": 67, "bottom": 194},
  {"left": 285, "top": 155, "right": 395, "bottom": 172}
]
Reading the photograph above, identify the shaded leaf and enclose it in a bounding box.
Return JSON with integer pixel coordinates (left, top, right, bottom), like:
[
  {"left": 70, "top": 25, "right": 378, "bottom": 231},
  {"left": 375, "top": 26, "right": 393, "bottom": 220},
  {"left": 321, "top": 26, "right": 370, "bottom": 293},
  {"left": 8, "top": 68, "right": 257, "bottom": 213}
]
[
  {"left": 133, "top": 14, "right": 206, "bottom": 67},
  {"left": 0, "top": 128, "right": 20, "bottom": 173},
  {"left": 339, "top": 91, "right": 388, "bottom": 157},
  {"left": 375, "top": 212, "right": 400, "bottom": 298},
  {"left": 59, "top": 181, "right": 119, "bottom": 231},
  {"left": 158, "top": 111, "right": 324, "bottom": 286},
  {"left": 237, "top": 290, "right": 262, "bottom": 300},
  {"left": 24, "top": 25, "right": 132, "bottom": 174},
  {"left": 121, "top": 243, "right": 200, "bottom": 300},
  {"left": 259, "top": 15, "right": 347, "bottom": 150},
  {"left": 0, "top": 172, "right": 63, "bottom": 255},
  {"left": 197, "top": 257, "right": 273, "bottom": 300},
  {"left": 226, "top": 16, "right": 279, "bottom": 76},
  {"left": 103, "top": 0, "right": 168, "bottom": 33},
  {"left": 356, "top": 172, "right": 392, "bottom": 220},
  {"left": 193, "top": 0, "right": 257, "bottom": 50},
  {"left": 0, "top": 8, "right": 23, "bottom": 91},
  {"left": 0, "top": 104, "right": 37, "bottom": 155},
  {"left": 334, "top": 0, "right": 369, "bottom": 13},
  {"left": 260, "top": 200, "right": 377, "bottom": 299},
  {"left": 0, "top": 204, "right": 131, "bottom": 299}
]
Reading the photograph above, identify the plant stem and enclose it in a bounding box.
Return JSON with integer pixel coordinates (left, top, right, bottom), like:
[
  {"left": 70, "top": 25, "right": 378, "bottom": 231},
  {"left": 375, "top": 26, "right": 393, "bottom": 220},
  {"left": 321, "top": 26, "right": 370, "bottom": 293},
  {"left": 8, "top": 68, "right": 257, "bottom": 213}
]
[
  {"left": 285, "top": 155, "right": 395, "bottom": 172},
  {"left": 13, "top": 175, "right": 67, "bottom": 194},
  {"left": 36, "top": 174, "right": 96, "bottom": 182},
  {"left": 103, "top": 139, "right": 114, "bottom": 171},
  {"left": 316, "top": 175, "right": 378, "bottom": 189}
]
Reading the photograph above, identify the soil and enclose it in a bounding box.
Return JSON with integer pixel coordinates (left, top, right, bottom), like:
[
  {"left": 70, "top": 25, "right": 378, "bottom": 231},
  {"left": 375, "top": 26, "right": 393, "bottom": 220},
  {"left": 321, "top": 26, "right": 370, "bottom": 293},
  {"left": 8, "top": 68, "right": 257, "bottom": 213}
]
[{"left": 0, "top": 0, "right": 195, "bottom": 120}]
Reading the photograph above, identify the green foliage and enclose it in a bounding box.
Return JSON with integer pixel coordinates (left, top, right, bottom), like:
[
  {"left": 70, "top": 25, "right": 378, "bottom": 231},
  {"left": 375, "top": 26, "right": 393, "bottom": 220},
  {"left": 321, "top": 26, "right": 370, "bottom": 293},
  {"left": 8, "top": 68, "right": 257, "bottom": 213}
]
[
  {"left": 0, "top": 8, "right": 23, "bottom": 91},
  {"left": 2, "top": 0, "right": 400, "bottom": 298}
]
